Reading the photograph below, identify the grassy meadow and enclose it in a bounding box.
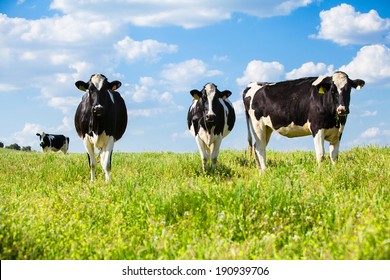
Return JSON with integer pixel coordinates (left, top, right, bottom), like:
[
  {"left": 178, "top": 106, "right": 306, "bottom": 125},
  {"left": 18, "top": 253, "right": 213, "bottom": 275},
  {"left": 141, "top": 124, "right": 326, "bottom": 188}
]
[{"left": 0, "top": 146, "right": 389, "bottom": 260}]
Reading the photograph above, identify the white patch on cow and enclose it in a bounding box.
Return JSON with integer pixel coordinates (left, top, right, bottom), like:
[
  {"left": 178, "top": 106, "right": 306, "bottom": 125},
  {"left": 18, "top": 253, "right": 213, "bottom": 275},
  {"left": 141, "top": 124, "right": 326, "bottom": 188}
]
[
  {"left": 312, "top": 75, "right": 327, "bottom": 86},
  {"left": 195, "top": 130, "right": 223, "bottom": 171},
  {"left": 313, "top": 129, "right": 325, "bottom": 163},
  {"left": 332, "top": 72, "right": 348, "bottom": 93},
  {"left": 189, "top": 99, "right": 198, "bottom": 112},
  {"left": 198, "top": 126, "right": 217, "bottom": 146},
  {"left": 91, "top": 73, "right": 105, "bottom": 90},
  {"left": 85, "top": 131, "right": 111, "bottom": 150},
  {"left": 83, "top": 131, "right": 115, "bottom": 182},
  {"left": 247, "top": 82, "right": 266, "bottom": 94},
  {"left": 324, "top": 125, "right": 344, "bottom": 144},
  {"left": 204, "top": 83, "right": 217, "bottom": 117},
  {"left": 275, "top": 121, "right": 312, "bottom": 138},
  {"left": 100, "top": 136, "right": 115, "bottom": 182},
  {"left": 108, "top": 90, "right": 115, "bottom": 104}
]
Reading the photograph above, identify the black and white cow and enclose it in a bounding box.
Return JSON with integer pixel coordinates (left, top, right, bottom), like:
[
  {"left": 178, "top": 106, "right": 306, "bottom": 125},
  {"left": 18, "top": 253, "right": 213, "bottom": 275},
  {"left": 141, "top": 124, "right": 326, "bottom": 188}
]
[
  {"left": 243, "top": 71, "right": 365, "bottom": 170},
  {"left": 74, "top": 73, "right": 127, "bottom": 182},
  {"left": 36, "top": 132, "right": 69, "bottom": 154},
  {"left": 187, "top": 83, "right": 236, "bottom": 171}
]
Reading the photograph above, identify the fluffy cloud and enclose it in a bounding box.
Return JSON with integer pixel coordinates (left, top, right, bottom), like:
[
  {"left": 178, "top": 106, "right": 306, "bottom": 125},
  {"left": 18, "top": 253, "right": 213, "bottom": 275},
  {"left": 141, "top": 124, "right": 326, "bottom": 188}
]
[
  {"left": 114, "top": 36, "right": 177, "bottom": 63},
  {"left": 128, "top": 77, "right": 160, "bottom": 103},
  {"left": 50, "top": 0, "right": 313, "bottom": 28},
  {"left": 47, "top": 96, "right": 80, "bottom": 113},
  {"left": 232, "top": 99, "right": 245, "bottom": 117},
  {"left": 312, "top": 4, "right": 390, "bottom": 45},
  {"left": 0, "top": 14, "right": 115, "bottom": 45},
  {"left": 236, "top": 60, "right": 284, "bottom": 86},
  {"left": 361, "top": 127, "right": 380, "bottom": 138},
  {"left": 339, "top": 44, "right": 390, "bottom": 84},
  {"left": 160, "top": 59, "right": 223, "bottom": 91},
  {"left": 286, "top": 62, "right": 334, "bottom": 79}
]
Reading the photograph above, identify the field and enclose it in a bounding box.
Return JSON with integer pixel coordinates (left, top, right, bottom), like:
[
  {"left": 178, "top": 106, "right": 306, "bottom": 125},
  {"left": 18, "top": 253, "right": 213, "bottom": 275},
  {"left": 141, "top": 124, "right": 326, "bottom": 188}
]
[{"left": 0, "top": 146, "right": 389, "bottom": 260}]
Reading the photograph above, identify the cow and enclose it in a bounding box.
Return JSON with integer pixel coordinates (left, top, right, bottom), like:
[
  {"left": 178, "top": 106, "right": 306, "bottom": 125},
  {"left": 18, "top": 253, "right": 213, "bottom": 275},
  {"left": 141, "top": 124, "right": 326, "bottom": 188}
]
[
  {"left": 74, "top": 73, "right": 127, "bottom": 182},
  {"left": 187, "top": 83, "right": 236, "bottom": 171},
  {"left": 36, "top": 132, "right": 69, "bottom": 154},
  {"left": 243, "top": 71, "right": 365, "bottom": 171}
]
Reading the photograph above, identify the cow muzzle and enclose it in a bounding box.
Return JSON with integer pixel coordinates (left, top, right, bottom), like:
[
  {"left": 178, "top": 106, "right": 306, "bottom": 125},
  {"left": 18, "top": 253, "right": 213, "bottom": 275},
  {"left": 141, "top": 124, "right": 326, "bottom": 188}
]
[
  {"left": 205, "top": 114, "right": 216, "bottom": 123},
  {"left": 337, "top": 105, "right": 348, "bottom": 116},
  {"left": 92, "top": 105, "right": 104, "bottom": 116}
]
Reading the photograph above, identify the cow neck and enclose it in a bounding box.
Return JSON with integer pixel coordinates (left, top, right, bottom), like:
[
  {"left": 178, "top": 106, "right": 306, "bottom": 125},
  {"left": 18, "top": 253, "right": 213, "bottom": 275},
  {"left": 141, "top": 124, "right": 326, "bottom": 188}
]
[{"left": 324, "top": 88, "right": 342, "bottom": 128}]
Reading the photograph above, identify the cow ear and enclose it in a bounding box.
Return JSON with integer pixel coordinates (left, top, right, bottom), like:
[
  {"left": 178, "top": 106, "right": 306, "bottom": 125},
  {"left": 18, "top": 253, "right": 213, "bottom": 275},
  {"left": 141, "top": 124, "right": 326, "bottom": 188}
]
[
  {"left": 110, "top": 81, "right": 122, "bottom": 91},
  {"left": 219, "top": 90, "right": 232, "bottom": 99},
  {"left": 315, "top": 77, "right": 332, "bottom": 94},
  {"left": 190, "top": 89, "right": 202, "bottom": 100},
  {"left": 36, "top": 133, "right": 40, "bottom": 137},
  {"left": 351, "top": 79, "right": 365, "bottom": 90},
  {"left": 75, "top": 81, "right": 88, "bottom": 92}
]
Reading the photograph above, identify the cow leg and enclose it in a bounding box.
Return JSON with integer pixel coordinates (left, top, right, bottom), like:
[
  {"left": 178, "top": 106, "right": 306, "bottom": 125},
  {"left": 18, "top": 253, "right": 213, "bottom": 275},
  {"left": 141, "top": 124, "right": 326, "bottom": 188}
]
[
  {"left": 246, "top": 113, "right": 253, "bottom": 158},
  {"left": 313, "top": 129, "right": 325, "bottom": 163},
  {"left": 252, "top": 125, "right": 268, "bottom": 172},
  {"left": 210, "top": 137, "right": 223, "bottom": 171},
  {"left": 83, "top": 137, "right": 96, "bottom": 182},
  {"left": 195, "top": 136, "right": 209, "bottom": 172},
  {"left": 62, "top": 139, "right": 69, "bottom": 154},
  {"left": 329, "top": 141, "right": 340, "bottom": 164},
  {"left": 100, "top": 136, "right": 115, "bottom": 183}
]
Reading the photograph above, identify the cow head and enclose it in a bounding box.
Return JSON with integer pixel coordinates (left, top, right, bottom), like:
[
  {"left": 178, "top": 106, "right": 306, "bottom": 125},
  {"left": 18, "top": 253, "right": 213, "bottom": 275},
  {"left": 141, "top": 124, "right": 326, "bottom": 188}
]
[
  {"left": 36, "top": 132, "right": 46, "bottom": 147},
  {"left": 190, "top": 83, "right": 232, "bottom": 126},
  {"left": 313, "top": 71, "right": 365, "bottom": 116},
  {"left": 36, "top": 132, "right": 52, "bottom": 148},
  {"left": 75, "top": 73, "right": 121, "bottom": 117}
]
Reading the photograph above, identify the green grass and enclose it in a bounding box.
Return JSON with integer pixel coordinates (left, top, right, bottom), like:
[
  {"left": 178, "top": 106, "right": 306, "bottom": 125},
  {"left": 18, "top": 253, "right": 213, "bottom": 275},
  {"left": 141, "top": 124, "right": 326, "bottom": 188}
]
[{"left": 0, "top": 146, "right": 389, "bottom": 259}]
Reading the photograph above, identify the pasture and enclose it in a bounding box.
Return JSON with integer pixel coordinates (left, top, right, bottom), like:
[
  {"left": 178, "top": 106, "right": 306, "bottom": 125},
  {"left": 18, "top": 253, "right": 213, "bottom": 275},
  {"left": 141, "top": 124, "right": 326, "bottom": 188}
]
[{"left": 0, "top": 146, "right": 389, "bottom": 259}]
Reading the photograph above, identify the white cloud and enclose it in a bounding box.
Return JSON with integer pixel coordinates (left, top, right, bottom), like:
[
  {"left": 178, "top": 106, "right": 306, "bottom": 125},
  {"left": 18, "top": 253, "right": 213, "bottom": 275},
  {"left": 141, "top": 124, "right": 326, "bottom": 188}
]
[
  {"left": 286, "top": 62, "right": 334, "bottom": 79},
  {"left": 0, "top": 14, "right": 115, "bottom": 45},
  {"left": 0, "top": 83, "right": 19, "bottom": 92},
  {"left": 114, "top": 36, "right": 177, "bottom": 63},
  {"left": 312, "top": 4, "right": 390, "bottom": 45},
  {"left": 232, "top": 99, "right": 245, "bottom": 117},
  {"left": 50, "top": 0, "right": 313, "bottom": 29},
  {"left": 171, "top": 130, "right": 192, "bottom": 140},
  {"left": 0, "top": 123, "right": 43, "bottom": 149},
  {"left": 339, "top": 44, "right": 390, "bottom": 84},
  {"left": 160, "top": 91, "right": 173, "bottom": 103},
  {"left": 361, "top": 110, "right": 378, "bottom": 117},
  {"left": 160, "top": 59, "right": 222, "bottom": 91},
  {"left": 236, "top": 60, "right": 284, "bottom": 86},
  {"left": 48, "top": 96, "right": 80, "bottom": 113},
  {"left": 361, "top": 127, "right": 380, "bottom": 138},
  {"left": 213, "top": 55, "right": 230, "bottom": 62},
  {"left": 128, "top": 105, "right": 184, "bottom": 118},
  {"left": 128, "top": 77, "right": 159, "bottom": 103}
]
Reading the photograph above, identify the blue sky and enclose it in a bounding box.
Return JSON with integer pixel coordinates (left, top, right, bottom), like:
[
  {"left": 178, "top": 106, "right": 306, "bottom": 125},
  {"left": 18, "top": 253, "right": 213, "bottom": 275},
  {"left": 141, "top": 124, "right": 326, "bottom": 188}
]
[{"left": 0, "top": 0, "right": 389, "bottom": 153}]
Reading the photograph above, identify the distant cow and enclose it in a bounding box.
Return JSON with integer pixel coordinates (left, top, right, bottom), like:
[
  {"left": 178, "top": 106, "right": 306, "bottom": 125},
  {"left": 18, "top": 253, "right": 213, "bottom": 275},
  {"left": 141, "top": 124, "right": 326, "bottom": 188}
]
[
  {"left": 243, "top": 71, "right": 365, "bottom": 170},
  {"left": 36, "top": 132, "right": 69, "bottom": 154},
  {"left": 187, "top": 83, "right": 236, "bottom": 171},
  {"left": 74, "top": 73, "right": 127, "bottom": 182}
]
